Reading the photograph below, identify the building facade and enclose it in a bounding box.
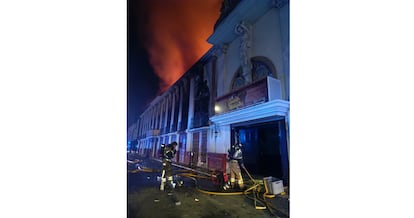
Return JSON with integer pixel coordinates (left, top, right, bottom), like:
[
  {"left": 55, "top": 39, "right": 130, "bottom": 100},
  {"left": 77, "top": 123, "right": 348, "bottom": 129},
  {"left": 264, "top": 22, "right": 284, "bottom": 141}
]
[{"left": 129, "top": 0, "right": 290, "bottom": 184}]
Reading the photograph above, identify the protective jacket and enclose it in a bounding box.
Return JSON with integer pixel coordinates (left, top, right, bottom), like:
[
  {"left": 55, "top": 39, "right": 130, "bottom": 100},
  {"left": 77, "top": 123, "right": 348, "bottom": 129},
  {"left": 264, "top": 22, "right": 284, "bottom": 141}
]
[
  {"left": 228, "top": 143, "right": 243, "bottom": 164},
  {"left": 227, "top": 143, "right": 245, "bottom": 189},
  {"left": 164, "top": 144, "right": 177, "bottom": 162},
  {"left": 158, "top": 144, "right": 166, "bottom": 159}
]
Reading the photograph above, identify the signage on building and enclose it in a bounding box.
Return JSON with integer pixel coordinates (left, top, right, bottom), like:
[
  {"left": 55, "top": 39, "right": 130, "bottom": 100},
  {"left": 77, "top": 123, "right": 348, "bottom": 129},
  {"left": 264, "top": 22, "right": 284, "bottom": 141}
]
[
  {"left": 215, "top": 78, "right": 268, "bottom": 115},
  {"left": 227, "top": 95, "right": 243, "bottom": 110}
]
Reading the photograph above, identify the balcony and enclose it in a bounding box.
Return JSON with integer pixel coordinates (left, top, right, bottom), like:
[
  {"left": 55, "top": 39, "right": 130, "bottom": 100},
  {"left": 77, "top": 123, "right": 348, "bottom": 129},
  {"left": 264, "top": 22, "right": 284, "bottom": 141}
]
[
  {"left": 146, "top": 129, "right": 160, "bottom": 137},
  {"left": 214, "top": 76, "right": 282, "bottom": 115},
  {"left": 170, "top": 125, "right": 177, "bottom": 133},
  {"left": 190, "top": 113, "right": 210, "bottom": 129},
  {"left": 211, "top": 76, "right": 289, "bottom": 125}
]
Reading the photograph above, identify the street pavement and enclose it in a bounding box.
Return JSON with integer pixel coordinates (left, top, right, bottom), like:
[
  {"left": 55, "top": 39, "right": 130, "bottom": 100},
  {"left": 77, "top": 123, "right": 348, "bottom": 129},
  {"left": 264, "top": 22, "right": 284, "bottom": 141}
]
[{"left": 127, "top": 153, "right": 289, "bottom": 218}]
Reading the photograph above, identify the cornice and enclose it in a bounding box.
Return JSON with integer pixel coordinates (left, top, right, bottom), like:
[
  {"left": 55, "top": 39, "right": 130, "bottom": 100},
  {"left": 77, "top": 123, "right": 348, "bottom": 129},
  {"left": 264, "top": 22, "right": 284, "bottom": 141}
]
[
  {"left": 207, "top": 0, "right": 274, "bottom": 45},
  {"left": 210, "top": 99, "right": 289, "bottom": 126}
]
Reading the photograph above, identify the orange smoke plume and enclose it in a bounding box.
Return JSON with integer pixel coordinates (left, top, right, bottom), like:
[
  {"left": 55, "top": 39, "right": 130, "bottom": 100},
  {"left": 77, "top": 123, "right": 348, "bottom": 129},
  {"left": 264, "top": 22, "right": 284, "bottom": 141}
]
[{"left": 144, "top": 0, "right": 221, "bottom": 93}]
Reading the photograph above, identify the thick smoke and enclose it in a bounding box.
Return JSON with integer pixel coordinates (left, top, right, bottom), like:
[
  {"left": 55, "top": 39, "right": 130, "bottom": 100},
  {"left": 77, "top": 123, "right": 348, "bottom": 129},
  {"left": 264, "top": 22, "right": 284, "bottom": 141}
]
[{"left": 144, "top": 0, "right": 221, "bottom": 93}]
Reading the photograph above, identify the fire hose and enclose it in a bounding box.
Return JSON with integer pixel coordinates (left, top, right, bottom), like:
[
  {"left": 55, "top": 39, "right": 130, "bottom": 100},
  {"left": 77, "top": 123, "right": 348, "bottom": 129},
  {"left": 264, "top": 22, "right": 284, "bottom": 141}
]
[{"left": 128, "top": 158, "right": 288, "bottom": 217}]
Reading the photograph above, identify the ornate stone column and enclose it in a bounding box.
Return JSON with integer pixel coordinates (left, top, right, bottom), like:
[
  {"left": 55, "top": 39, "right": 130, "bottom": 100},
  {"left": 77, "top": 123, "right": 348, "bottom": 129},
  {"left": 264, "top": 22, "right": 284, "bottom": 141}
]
[
  {"left": 154, "top": 104, "right": 158, "bottom": 131},
  {"left": 178, "top": 83, "right": 185, "bottom": 131},
  {"left": 187, "top": 77, "right": 195, "bottom": 129},
  {"left": 164, "top": 96, "right": 170, "bottom": 134},
  {"left": 148, "top": 108, "right": 152, "bottom": 130},
  {"left": 142, "top": 112, "right": 147, "bottom": 133},
  {"left": 170, "top": 89, "right": 176, "bottom": 132},
  {"left": 159, "top": 101, "right": 164, "bottom": 131},
  {"left": 234, "top": 21, "right": 252, "bottom": 83}
]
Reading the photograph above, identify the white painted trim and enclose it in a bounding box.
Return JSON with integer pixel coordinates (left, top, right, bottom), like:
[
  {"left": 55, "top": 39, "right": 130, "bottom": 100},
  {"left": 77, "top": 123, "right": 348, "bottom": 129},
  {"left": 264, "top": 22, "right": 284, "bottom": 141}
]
[
  {"left": 186, "top": 126, "right": 210, "bottom": 133},
  {"left": 210, "top": 99, "right": 289, "bottom": 125}
]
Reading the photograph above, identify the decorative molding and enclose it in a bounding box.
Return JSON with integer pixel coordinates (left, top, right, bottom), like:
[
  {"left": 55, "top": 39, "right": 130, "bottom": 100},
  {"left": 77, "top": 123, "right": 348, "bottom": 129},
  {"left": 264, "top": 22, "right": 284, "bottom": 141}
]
[
  {"left": 210, "top": 99, "right": 289, "bottom": 126},
  {"left": 208, "top": 0, "right": 273, "bottom": 45},
  {"left": 220, "top": 43, "right": 229, "bottom": 54},
  {"left": 211, "top": 44, "right": 229, "bottom": 58},
  {"left": 186, "top": 126, "right": 210, "bottom": 133},
  {"left": 234, "top": 21, "right": 252, "bottom": 83}
]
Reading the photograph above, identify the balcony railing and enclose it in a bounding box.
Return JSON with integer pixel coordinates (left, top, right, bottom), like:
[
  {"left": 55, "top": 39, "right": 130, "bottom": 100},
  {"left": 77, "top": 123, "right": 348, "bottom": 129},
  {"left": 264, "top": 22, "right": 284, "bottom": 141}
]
[{"left": 146, "top": 129, "right": 160, "bottom": 137}]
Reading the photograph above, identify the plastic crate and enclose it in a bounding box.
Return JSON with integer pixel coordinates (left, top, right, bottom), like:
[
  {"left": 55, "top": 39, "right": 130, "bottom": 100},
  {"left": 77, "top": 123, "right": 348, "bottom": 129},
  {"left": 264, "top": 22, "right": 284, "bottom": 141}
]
[{"left": 263, "top": 176, "right": 284, "bottom": 195}]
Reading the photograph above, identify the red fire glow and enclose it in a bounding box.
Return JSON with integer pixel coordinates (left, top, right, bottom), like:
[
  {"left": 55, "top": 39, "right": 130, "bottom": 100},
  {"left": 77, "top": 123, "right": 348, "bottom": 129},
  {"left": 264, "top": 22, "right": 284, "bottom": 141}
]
[{"left": 144, "top": 0, "right": 222, "bottom": 93}]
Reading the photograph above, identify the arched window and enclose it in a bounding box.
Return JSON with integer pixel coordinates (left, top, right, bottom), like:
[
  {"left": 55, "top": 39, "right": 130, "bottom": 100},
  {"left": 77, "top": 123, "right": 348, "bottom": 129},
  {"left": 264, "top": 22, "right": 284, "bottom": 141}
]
[
  {"left": 231, "top": 68, "right": 245, "bottom": 91},
  {"left": 231, "top": 57, "right": 276, "bottom": 92},
  {"left": 251, "top": 56, "right": 277, "bottom": 81}
]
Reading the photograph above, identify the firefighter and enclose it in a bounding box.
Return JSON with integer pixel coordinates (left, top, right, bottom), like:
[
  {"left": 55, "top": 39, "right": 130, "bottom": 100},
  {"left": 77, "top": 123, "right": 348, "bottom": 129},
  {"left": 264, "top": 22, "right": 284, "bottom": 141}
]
[
  {"left": 158, "top": 143, "right": 166, "bottom": 159},
  {"left": 227, "top": 143, "right": 245, "bottom": 190},
  {"left": 160, "top": 141, "right": 178, "bottom": 191}
]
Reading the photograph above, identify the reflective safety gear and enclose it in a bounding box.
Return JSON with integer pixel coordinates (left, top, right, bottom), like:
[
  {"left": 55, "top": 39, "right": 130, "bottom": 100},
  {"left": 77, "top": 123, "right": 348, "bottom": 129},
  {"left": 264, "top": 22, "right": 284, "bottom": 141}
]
[
  {"left": 164, "top": 146, "right": 176, "bottom": 161},
  {"left": 160, "top": 169, "right": 166, "bottom": 191},
  {"left": 238, "top": 175, "right": 244, "bottom": 189},
  {"left": 228, "top": 143, "right": 245, "bottom": 189},
  {"left": 228, "top": 144, "right": 243, "bottom": 163},
  {"left": 160, "top": 142, "right": 178, "bottom": 192},
  {"left": 158, "top": 144, "right": 166, "bottom": 159},
  {"left": 229, "top": 160, "right": 244, "bottom": 189}
]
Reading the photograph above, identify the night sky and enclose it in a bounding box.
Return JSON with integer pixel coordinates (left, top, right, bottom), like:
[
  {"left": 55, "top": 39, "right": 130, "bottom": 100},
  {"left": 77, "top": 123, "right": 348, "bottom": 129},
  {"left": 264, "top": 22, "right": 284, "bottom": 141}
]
[
  {"left": 127, "top": 0, "right": 221, "bottom": 126},
  {"left": 127, "top": 0, "right": 159, "bottom": 127}
]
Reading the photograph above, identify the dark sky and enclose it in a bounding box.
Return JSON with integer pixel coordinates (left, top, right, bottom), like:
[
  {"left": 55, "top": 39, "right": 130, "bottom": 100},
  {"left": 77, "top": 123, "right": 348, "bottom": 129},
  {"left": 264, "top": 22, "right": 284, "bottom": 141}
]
[
  {"left": 127, "top": 0, "right": 221, "bottom": 127},
  {"left": 127, "top": 0, "right": 158, "bottom": 127}
]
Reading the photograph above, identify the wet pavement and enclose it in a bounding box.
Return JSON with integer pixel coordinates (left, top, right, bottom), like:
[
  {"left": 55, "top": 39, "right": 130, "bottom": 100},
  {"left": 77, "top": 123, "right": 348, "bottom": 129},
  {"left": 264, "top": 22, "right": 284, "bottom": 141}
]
[{"left": 127, "top": 154, "right": 289, "bottom": 218}]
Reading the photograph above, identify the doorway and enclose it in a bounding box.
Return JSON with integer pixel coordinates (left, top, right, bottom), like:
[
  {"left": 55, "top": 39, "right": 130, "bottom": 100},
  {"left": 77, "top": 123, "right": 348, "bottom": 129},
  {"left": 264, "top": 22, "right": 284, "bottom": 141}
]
[{"left": 233, "top": 119, "right": 289, "bottom": 183}]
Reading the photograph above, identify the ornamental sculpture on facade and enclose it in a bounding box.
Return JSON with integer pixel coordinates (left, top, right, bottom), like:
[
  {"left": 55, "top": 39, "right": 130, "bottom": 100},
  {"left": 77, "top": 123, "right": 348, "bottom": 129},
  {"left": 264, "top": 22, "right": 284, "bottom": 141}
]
[{"left": 234, "top": 21, "right": 252, "bottom": 84}]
